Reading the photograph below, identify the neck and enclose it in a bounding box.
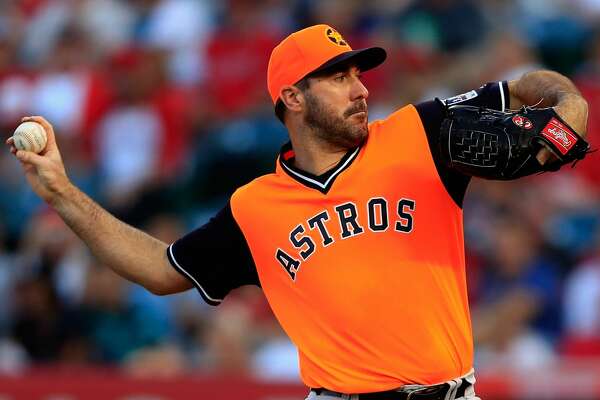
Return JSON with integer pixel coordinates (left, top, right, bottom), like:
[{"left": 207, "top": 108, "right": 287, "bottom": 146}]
[{"left": 287, "top": 128, "right": 349, "bottom": 176}]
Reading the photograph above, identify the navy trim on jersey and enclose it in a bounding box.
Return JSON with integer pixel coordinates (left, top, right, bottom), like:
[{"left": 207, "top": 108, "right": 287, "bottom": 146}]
[
  {"left": 278, "top": 141, "right": 361, "bottom": 194},
  {"left": 167, "top": 244, "right": 223, "bottom": 306},
  {"left": 416, "top": 81, "right": 509, "bottom": 208},
  {"left": 166, "top": 203, "right": 259, "bottom": 306},
  {"left": 499, "top": 81, "right": 507, "bottom": 111}
]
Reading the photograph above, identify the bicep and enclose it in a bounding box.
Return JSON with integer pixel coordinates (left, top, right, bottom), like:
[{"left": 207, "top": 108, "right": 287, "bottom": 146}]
[
  {"left": 507, "top": 71, "right": 582, "bottom": 109},
  {"left": 508, "top": 80, "right": 524, "bottom": 109}
]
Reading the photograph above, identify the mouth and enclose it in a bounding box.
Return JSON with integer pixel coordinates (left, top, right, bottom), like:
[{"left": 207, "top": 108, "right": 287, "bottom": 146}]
[
  {"left": 349, "top": 110, "right": 368, "bottom": 120},
  {"left": 345, "top": 102, "right": 368, "bottom": 119}
]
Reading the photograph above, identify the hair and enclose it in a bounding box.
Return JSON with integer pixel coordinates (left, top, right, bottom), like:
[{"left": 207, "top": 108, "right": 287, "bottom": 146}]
[{"left": 274, "top": 76, "right": 311, "bottom": 123}]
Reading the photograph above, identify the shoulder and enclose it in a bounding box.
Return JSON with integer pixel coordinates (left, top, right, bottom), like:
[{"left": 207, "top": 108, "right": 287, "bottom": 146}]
[
  {"left": 233, "top": 172, "right": 280, "bottom": 196},
  {"left": 368, "top": 104, "right": 420, "bottom": 140},
  {"left": 369, "top": 104, "right": 418, "bottom": 129},
  {"left": 231, "top": 171, "right": 283, "bottom": 212}
]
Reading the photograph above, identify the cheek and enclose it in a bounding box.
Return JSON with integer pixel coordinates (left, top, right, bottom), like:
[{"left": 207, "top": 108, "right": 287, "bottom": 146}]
[
  {"left": 325, "top": 101, "right": 347, "bottom": 120},
  {"left": 318, "top": 88, "right": 348, "bottom": 114}
]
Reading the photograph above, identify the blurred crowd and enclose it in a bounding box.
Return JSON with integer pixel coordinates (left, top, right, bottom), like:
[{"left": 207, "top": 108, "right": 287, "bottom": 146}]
[{"left": 0, "top": 0, "right": 599, "bottom": 381}]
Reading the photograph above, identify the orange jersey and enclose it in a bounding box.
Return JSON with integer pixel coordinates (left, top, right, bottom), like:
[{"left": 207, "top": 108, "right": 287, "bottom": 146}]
[
  {"left": 231, "top": 105, "right": 470, "bottom": 392},
  {"left": 167, "top": 82, "right": 509, "bottom": 392}
]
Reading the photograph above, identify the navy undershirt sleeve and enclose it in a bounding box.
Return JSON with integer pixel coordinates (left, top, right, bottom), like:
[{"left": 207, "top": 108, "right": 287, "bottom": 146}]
[
  {"left": 166, "top": 202, "right": 259, "bottom": 306},
  {"left": 415, "top": 81, "right": 510, "bottom": 207}
]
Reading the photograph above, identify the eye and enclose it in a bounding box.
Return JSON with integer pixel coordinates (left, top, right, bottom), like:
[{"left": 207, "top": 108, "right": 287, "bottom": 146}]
[{"left": 334, "top": 73, "right": 346, "bottom": 82}]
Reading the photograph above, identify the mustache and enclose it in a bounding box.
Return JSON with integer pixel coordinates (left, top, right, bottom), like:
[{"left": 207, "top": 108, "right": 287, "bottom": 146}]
[{"left": 344, "top": 101, "right": 368, "bottom": 118}]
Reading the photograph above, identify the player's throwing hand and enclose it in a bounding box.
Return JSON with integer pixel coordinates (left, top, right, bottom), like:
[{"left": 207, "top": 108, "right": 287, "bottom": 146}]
[{"left": 5, "top": 116, "right": 70, "bottom": 205}]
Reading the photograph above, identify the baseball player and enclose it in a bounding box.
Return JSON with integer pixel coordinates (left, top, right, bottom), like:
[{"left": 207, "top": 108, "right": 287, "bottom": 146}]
[{"left": 7, "top": 25, "right": 589, "bottom": 399}]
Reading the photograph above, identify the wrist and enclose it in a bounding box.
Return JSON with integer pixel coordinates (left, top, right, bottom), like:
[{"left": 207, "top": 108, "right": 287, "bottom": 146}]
[
  {"left": 48, "top": 180, "right": 78, "bottom": 209},
  {"left": 553, "top": 94, "right": 588, "bottom": 137},
  {"left": 556, "top": 92, "right": 588, "bottom": 110}
]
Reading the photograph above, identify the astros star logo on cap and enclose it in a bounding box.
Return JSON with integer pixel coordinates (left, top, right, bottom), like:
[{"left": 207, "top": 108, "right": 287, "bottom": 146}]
[{"left": 325, "top": 27, "right": 347, "bottom": 47}]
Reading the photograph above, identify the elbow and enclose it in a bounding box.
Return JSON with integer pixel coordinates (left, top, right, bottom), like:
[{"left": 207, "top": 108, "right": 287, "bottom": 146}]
[
  {"left": 144, "top": 259, "right": 192, "bottom": 296},
  {"left": 145, "top": 283, "right": 175, "bottom": 296},
  {"left": 561, "top": 93, "right": 589, "bottom": 137},
  {"left": 577, "top": 94, "right": 589, "bottom": 112},
  {"left": 148, "top": 287, "right": 168, "bottom": 296},
  {"left": 145, "top": 277, "right": 191, "bottom": 296}
]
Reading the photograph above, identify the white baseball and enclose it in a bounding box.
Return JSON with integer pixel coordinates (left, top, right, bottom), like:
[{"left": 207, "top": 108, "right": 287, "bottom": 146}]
[{"left": 13, "top": 121, "right": 47, "bottom": 154}]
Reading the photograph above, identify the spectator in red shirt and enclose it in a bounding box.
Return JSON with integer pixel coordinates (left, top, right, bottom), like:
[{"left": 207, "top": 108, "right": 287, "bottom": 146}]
[{"left": 204, "top": 1, "right": 278, "bottom": 118}]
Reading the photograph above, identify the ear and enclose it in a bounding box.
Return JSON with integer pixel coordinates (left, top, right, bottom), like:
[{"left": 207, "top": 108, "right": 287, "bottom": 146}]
[{"left": 279, "top": 85, "right": 304, "bottom": 113}]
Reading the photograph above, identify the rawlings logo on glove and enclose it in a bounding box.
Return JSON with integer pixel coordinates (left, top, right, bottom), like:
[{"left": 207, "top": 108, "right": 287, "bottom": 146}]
[{"left": 541, "top": 118, "right": 577, "bottom": 154}]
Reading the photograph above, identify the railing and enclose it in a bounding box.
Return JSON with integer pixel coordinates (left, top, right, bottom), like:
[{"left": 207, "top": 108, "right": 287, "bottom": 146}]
[{"left": 1, "top": 361, "right": 600, "bottom": 400}]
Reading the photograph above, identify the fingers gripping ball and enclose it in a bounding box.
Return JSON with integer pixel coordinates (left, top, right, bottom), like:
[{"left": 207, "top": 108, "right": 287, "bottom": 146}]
[{"left": 13, "top": 121, "right": 47, "bottom": 154}]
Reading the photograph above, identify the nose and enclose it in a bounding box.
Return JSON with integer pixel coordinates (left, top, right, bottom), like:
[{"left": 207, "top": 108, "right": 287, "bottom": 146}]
[{"left": 351, "top": 76, "right": 369, "bottom": 101}]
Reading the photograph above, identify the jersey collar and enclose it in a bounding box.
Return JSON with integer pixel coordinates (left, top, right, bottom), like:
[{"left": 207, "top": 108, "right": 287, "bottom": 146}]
[{"left": 277, "top": 141, "right": 361, "bottom": 194}]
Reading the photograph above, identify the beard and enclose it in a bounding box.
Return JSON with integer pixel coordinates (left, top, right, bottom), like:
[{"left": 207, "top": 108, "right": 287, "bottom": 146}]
[{"left": 303, "top": 91, "right": 368, "bottom": 150}]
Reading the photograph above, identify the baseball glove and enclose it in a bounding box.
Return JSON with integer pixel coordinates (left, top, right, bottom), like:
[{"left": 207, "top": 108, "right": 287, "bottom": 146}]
[{"left": 438, "top": 102, "right": 591, "bottom": 180}]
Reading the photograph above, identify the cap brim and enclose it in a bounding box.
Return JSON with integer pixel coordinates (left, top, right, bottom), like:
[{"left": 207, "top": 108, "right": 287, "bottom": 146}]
[{"left": 311, "top": 47, "right": 387, "bottom": 76}]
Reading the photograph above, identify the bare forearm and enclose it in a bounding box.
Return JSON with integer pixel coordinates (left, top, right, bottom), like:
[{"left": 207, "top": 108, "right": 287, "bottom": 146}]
[
  {"left": 509, "top": 70, "right": 588, "bottom": 136},
  {"left": 51, "top": 183, "right": 182, "bottom": 294},
  {"left": 510, "top": 70, "right": 580, "bottom": 106}
]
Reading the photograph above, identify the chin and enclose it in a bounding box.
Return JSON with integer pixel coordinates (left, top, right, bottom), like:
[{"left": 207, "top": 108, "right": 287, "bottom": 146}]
[
  {"left": 356, "top": 123, "right": 369, "bottom": 139},
  {"left": 347, "top": 126, "right": 368, "bottom": 147},
  {"left": 353, "top": 114, "right": 368, "bottom": 132}
]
